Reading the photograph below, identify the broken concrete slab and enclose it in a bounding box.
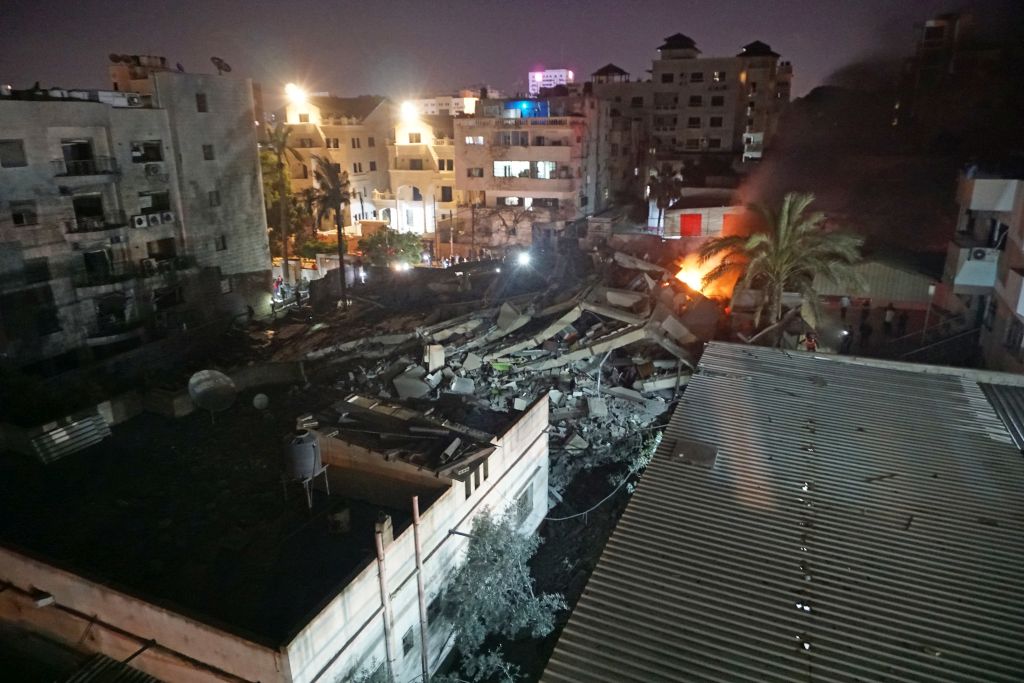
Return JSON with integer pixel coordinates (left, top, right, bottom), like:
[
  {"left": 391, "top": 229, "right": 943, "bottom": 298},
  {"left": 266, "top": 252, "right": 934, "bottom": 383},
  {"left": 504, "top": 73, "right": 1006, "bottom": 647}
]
[
  {"left": 393, "top": 369, "right": 431, "bottom": 399},
  {"left": 462, "top": 352, "right": 482, "bottom": 372},
  {"left": 613, "top": 251, "right": 666, "bottom": 274},
  {"left": 587, "top": 397, "right": 608, "bottom": 418},
  {"left": 548, "top": 389, "right": 564, "bottom": 407},
  {"left": 640, "top": 373, "right": 691, "bottom": 393},
  {"left": 424, "top": 344, "right": 445, "bottom": 372},
  {"left": 658, "top": 313, "right": 697, "bottom": 345},
  {"left": 497, "top": 302, "right": 523, "bottom": 330},
  {"left": 513, "top": 397, "right": 530, "bottom": 411},
  {"left": 525, "top": 326, "right": 648, "bottom": 371},
  {"left": 450, "top": 377, "right": 475, "bottom": 395},
  {"left": 603, "top": 287, "right": 647, "bottom": 308}
]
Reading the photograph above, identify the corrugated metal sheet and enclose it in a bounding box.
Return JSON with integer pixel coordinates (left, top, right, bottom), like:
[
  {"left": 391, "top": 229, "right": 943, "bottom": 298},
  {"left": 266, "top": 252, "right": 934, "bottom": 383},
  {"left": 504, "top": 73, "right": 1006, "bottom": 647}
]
[
  {"left": 64, "top": 653, "right": 161, "bottom": 683},
  {"left": 543, "top": 343, "right": 1024, "bottom": 683},
  {"left": 813, "top": 260, "right": 934, "bottom": 303},
  {"left": 980, "top": 382, "right": 1024, "bottom": 452}
]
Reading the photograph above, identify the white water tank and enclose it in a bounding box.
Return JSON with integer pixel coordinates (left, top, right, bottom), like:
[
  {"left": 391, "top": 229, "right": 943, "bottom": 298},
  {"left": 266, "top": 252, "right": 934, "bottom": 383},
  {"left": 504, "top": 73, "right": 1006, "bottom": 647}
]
[{"left": 285, "top": 430, "right": 321, "bottom": 480}]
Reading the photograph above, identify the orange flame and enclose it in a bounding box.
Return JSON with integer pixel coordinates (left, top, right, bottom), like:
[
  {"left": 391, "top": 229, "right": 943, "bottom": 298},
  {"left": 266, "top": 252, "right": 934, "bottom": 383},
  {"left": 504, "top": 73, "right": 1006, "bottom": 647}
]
[{"left": 674, "top": 252, "right": 737, "bottom": 298}]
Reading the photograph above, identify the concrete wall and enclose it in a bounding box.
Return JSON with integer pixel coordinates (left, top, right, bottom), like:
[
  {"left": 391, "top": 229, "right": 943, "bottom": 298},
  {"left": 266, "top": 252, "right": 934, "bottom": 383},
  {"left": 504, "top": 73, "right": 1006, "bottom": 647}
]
[
  {"left": 285, "top": 395, "right": 550, "bottom": 683},
  {"left": 0, "top": 547, "right": 285, "bottom": 682}
]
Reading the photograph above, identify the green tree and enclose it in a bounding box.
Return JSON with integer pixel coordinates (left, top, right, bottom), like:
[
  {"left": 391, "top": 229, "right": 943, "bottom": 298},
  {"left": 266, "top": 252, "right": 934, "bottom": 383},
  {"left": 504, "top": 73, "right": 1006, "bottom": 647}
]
[
  {"left": 646, "top": 165, "right": 683, "bottom": 234},
  {"left": 265, "top": 123, "right": 302, "bottom": 280},
  {"left": 357, "top": 229, "right": 423, "bottom": 267},
  {"left": 439, "top": 510, "right": 565, "bottom": 682},
  {"left": 310, "top": 155, "right": 352, "bottom": 310},
  {"left": 700, "top": 192, "right": 864, "bottom": 332}
]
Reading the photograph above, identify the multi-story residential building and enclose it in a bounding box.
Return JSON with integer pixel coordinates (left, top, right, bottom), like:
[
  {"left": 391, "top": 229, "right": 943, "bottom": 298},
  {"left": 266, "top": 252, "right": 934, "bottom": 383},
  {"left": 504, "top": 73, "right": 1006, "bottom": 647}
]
[
  {"left": 528, "top": 68, "right": 575, "bottom": 97},
  {"left": 373, "top": 114, "right": 456, "bottom": 240},
  {"left": 0, "top": 392, "right": 550, "bottom": 683},
  {"left": 592, "top": 34, "right": 792, "bottom": 166},
  {"left": 453, "top": 95, "right": 613, "bottom": 248},
  {"left": 943, "top": 165, "right": 1024, "bottom": 371},
  {"left": 282, "top": 95, "right": 391, "bottom": 227},
  {"left": 0, "top": 58, "right": 269, "bottom": 374}
]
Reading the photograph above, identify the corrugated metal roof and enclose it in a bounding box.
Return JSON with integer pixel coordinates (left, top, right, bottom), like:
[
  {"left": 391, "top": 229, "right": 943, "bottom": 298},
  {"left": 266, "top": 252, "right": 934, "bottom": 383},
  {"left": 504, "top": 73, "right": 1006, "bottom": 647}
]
[
  {"left": 980, "top": 382, "right": 1024, "bottom": 451},
  {"left": 543, "top": 343, "right": 1024, "bottom": 683},
  {"left": 64, "top": 654, "right": 161, "bottom": 683}
]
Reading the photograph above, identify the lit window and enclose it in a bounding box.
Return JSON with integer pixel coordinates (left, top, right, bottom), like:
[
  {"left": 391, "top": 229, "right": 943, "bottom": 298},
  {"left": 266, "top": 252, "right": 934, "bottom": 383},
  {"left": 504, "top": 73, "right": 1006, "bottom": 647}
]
[
  {"left": 713, "top": 70, "right": 727, "bottom": 82},
  {"left": 408, "top": 133, "right": 421, "bottom": 144},
  {"left": 298, "top": 113, "right": 309, "bottom": 123}
]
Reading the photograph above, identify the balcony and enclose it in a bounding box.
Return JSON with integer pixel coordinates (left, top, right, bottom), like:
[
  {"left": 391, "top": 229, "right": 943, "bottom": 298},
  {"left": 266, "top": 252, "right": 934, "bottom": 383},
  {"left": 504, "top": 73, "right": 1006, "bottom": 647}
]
[
  {"left": 72, "top": 255, "right": 196, "bottom": 290},
  {"left": 945, "top": 238, "right": 1000, "bottom": 294},
  {"left": 52, "top": 156, "right": 119, "bottom": 177},
  {"left": 66, "top": 211, "right": 128, "bottom": 234},
  {"left": 999, "top": 267, "right": 1024, "bottom": 318}
]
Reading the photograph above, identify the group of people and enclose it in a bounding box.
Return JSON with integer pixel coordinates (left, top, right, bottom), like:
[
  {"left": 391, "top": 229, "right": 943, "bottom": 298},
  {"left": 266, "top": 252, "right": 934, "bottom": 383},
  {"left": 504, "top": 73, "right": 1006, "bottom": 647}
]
[
  {"left": 837, "top": 298, "right": 909, "bottom": 353},
  {"left": 438, "top": 249, "right": 498, "bottom": 269}
]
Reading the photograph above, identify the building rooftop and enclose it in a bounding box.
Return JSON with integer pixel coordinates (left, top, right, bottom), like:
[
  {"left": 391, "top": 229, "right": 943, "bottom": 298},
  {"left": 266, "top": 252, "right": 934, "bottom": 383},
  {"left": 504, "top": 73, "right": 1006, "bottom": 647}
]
[
  {"left": 591, "top": 63, "right": 629, "bottom": 77},
  {"left": 658, "top": 33, "right": 700, "bottom": 53},
  {"left": 309, "top": 95, "right": 387, "bottom": 121},
  {"left": 544, "top": 342, "right": 1024, "bottom": 682},
  {"left": 0, "top": 383, "right": 510, "bottom": 646},
  {"left": 738, "top": 40, "right": 780, "bottom": 58}
]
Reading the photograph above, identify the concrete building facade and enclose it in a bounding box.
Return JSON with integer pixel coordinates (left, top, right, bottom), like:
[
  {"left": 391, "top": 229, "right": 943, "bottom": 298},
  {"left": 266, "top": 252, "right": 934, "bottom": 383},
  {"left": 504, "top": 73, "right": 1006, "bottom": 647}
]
[
  {"left": 0, "top": 63, "right": 269, "bottom": 373},
  {"left": 528, "top": 69, "right": 575, "bottom": 97},
  {"left": 592, "top": 34, "right": 792, "bottom": 166}
]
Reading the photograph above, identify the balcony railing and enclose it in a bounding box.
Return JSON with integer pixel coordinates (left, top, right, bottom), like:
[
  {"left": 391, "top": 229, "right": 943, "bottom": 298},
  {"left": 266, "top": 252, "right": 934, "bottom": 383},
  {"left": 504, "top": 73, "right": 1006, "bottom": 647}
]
[
  {"left": 71, "top": 255, "right": 196, "bottom": 288},
  {"left": 52, "top": 156, "right": 119, "bottom": 176},
  {"left": 66, "top": 211, "right": 128, "bottom": 233}
]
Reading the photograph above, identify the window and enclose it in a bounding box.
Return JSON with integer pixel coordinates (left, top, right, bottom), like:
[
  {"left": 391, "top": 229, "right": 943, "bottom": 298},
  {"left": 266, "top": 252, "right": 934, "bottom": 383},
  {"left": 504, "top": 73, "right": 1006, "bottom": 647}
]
[
  {"left": 493, "top": 160, "right": 530, "bottom": 178},
  {"left": 351, "top": 137, "right": 361, "bottom": 149},
  {"left": 325, "top": 137, "right": 339, "bottom": 148},
  {"left": 690, "top": 72, "right": 704, "bottom": 83},
  {"left": 515, "top": 479, "right": 534, "bottom": 525},
  {"left": 710, "top": 116, "right": 723, "bottom": 128},
  {"left": 408, "top": 132, "right": 421, "bottom": 143},
  {"left": 533, "top": 161, "right": 557, "bottom": 179},
  {"left": 1005, "top": 319, "right": 1024, "bottom": 352},
  {"left": 0, "top": 139, "right": 27, "bottom": 167},
  {"left": 504, "top": 197, "right": 521, "bottom": 206},
  {"left": 352, "top": 162, "right": 363, "bottom": 173},
  {"left": 708, "top": 138, "right": 722, "bottom": 149},
  {"left": 220, "top": 277, "right": 232, "bottom": 294},
  {"left": 138, "top": 190, "right": 170, "bottom": 214},
  {"left": 713, "top": 70, "right": 727, "bottom": 82},
  {"left": 711, "top": 95, "right": 725, "bottom": 107},
  {"left": 483, "top": 457, "right": 489, "bottom": 481},
  {"left": 464, "top": 477, "right": 472, "bottom": 499},
  {"left": 494, "top": 131, "right": 528, "bottom": 146},
  {"left": 130, "top": 140, "right": 163, "bottom": 163},
  {"left": 195, "top": 93, "right": 208, "bottom": 112},
  {"left": 407, "top": 159, "right": 422, "bottom": 171},
  {"left": 579, "top": 195, "right": 588, "bottom": 208},
  {"left": 660, "top": 73, "right": 674, "bottom": 83},
  {"left": 208, "top": 190, "right": 221, "bottom": 207},
  {"left": 11, "top": 200, "right": 38, "bottom": 226},
  {"left": 685, "top": 139, "right": 700, "bottom": 150},
  {"left": 688, "top": 95, "right": 702, "bottom": 107},
  {"left": 533, "top": 197, "right": 559, "bottom": 209},
  {"left": 473, "top": 467, "right": 481, "bottom": 489},
  {"left": 402, "top": 628, "right": 414, "bottom": 656},
  {"left": 467, "top": 167, "right": 484, "bottom": 178},
  {"left": 298, "top": 138, "right": 314, "bottom": 148},
  {"left": 427, "top": 596, "right": 442, "bottom": 623},
  {"left": 630, "top": 96, "right": 643, "bottom": 108},
  {"left": 368, "top": 136, "right": 375, "bottom": 147},
  {"left": 24, "top": 257, "right": 50, "bottom": 284},
  {"left": 215, "top": 235, "right": 227, "bottom": 251},
  {"left": 749, "top": 82, "right": 758, "bottom": 94},
  {"left": 747, "top": 117, "right": 754, "bottom": 127},
  {"left": 687, "top": 117, "right": 701, "bottom": 128},
  {"left": 441, "top": 186, "right": 453, "bottom": 202},
  {"left": 298, "top": 165, "right": 309, "bottom": 179},
  {"left": 369, "top": 161, "right": 377, "bottom": 171},
  {"left": 442, "top": 159, "right": 454, "bottom": 171},
  {"left": 202, "top": 144, "right": 215, "bottom": 161},
  {"left": 298, "top": 113, "right": 309, "bottom": 123}
]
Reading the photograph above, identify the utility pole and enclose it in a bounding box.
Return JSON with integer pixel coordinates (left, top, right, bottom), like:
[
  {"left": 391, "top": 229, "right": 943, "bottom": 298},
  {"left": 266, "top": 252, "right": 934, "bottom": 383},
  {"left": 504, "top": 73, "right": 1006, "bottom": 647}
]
[{"left": 470, "top": 204, "right": 476, "bottom": 258}]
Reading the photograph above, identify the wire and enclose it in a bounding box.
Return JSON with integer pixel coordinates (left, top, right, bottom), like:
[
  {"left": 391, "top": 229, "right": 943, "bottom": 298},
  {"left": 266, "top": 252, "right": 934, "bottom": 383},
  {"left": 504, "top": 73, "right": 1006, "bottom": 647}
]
[{"left": 544, "top": 470, "right": 636, "bottom": 522}]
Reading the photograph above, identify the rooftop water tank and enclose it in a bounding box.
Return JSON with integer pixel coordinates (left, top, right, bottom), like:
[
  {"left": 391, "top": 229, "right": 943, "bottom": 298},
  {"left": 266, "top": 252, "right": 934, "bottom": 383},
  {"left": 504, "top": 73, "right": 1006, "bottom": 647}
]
[{"left": 285, "top": 430, "right": 321, "bottom": 480}]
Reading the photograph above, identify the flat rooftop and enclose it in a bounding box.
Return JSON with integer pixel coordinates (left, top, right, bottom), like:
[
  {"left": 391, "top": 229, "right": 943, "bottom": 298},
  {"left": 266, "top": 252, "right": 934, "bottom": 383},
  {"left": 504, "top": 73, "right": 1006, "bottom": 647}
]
[
  {"left": 0, "top": 386, "right": 424, "bottom": 647},
  {"left": 544, "top": 343, "right": 1024, "bottom": 682}
]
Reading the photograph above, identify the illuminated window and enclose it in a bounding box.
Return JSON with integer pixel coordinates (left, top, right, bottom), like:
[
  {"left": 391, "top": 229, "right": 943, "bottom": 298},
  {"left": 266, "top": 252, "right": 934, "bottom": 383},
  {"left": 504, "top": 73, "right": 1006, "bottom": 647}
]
[
  {"left": 713, "top": 70, "right": 727, "bottom": 82},
  {"left": 466, "top": 167, "right": 484, "bottom": 178},
  {"left": 533, "top": 161, "right": 556, "bottom": 179},
  {"left": 298, "top": 113, "right": 309, "bottom": 123},
  {"left": 408, "top": 133, "right": 421, "bottom": 143},
  {"left": 493, "top": 160, "right": 530, "bottom": 178}
]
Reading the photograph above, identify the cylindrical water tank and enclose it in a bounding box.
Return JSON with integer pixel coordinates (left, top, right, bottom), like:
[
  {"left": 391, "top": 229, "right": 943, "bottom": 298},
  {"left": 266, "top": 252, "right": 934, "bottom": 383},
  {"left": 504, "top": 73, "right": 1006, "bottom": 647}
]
[{"left": 285, "top": 430, "right": 321, "bottom": 480}]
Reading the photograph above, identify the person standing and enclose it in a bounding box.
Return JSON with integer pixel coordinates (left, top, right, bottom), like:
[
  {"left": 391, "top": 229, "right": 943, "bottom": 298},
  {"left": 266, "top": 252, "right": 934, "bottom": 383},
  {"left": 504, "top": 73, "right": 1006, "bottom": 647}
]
[
  {"left": 896, "top": 310, "right": 909, "bottom": 337},
  {"left": 840, "top": 325, "right": 854, "bottom": 354},
  {"left": 883, "top": 303, "right": 896, "bottom": 336},
  {"left": 840, "top": 295, "right": 851, "bottom": 321}
]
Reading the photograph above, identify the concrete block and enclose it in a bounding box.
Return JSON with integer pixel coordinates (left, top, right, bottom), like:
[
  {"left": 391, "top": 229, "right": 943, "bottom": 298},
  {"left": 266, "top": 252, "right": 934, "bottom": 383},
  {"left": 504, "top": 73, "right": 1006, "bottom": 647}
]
[
  {"left": 450, "top": 377, "right": 476, "bottom": 395},
  {"left": 549, "top": 389, "right": 564, "bottom": 407},
  {"left": 463, "top": 352, "right": 482, "bottom": 372},
  {"left": 424, "top": 344, "right": 445, "bottom": 372},
  {"left": 497, "top": 302, "right": 522, "bottom": 330},
  {"left": 513, "top": 397, "right": 530, "bottom": 411},
  {"left": 587, "top": 397, "right": 608, "bottom": 418},
  {"left": 393, "top": 369, "right": 431, "bottom": 398}
]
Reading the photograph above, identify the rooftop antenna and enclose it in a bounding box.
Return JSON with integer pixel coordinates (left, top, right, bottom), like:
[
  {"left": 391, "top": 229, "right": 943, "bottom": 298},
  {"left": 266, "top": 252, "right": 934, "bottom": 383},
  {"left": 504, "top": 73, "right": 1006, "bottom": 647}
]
[
  {"left": 188, "top": 369, "right": 237, "bottom": 422},
  {"left": 210, "top": 56, "right": 232, "bottom": 75}
]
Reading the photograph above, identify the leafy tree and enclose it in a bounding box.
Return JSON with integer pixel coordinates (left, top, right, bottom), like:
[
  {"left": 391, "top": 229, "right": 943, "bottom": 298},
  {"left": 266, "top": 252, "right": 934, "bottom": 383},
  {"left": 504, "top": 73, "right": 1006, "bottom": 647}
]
[
  {"left": 310, "top": 155, "right": 352, "bottom": 310},
  {"left": 647, "top": 165, "right": 683, "bottom": 234},
  {"left": 700, "top": 191, "right": 864, "bottom": 331},
  {"left": 439, "top": 509, "right": 565, "bottom": 682},
  {"left": 296, "top": 238, "right": 337, "bottom": 259},
  {"left": 266, "top": 123, "right": 303, "bottom": 281},
  {"left": 357, "top": 229, "right": 423, "bottom": 267}
]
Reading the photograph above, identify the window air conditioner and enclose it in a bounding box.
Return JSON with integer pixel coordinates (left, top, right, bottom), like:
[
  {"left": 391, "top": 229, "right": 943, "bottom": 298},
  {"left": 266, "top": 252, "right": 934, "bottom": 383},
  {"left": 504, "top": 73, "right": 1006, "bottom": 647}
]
[
  {"left": 145, "top": 163, "right": 164, "bottom": 177},
  {"left": 147, "top": 214, "right": 162, "bottom": 227},
  {"left": 140, "top": 258, "right": 157, "bottom": 274},
  {"left": 132, "top": 214, "right": 148, "bottom": 229},
  {"left": 160, "top": 211, "right": 175, "bottom": 223}
]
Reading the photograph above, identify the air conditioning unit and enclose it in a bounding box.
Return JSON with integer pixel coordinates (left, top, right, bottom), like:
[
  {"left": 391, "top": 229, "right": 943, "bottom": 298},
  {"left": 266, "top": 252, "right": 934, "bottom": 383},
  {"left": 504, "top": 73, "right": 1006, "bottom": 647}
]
[
  {"left": 132, "top": 214, "right": 148, "bottom": 229},
  {"left": 970, "top": 247, "right": 999, "bottom": 263},
  {"left": 147, "top": 214, "right": 162, "bottom": 227},
  {"left": 140, "top": 258, "right": 157, "bottom": 274},
  {"left": 145, "top": 163, "right": 164, "bottom": 177},
  {"left": 110, "top": 235, "right": 123, "bottom": 244},
  {"left": 125, "top": 94, "right": 143, "bottom": 107},
  {"left": 160, "top": 210, "right": 175, "bottom": 223}
]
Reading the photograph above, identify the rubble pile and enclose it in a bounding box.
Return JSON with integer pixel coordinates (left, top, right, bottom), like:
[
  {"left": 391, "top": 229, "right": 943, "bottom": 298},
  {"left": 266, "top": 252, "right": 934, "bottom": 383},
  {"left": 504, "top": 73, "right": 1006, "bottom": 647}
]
[{"left": 290, "top": 251, "right": 725, "bottom": 493}]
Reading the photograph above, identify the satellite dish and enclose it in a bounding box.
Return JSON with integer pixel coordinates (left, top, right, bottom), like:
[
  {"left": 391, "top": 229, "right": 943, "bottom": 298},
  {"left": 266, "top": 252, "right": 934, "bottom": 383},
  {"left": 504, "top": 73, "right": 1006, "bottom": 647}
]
[
  {"left": 211, "top": 57, "right": 232, "bottom": 75},
  {"left": 109, "top": 53, "right": 122, "bottom": 63},
  {"left": 188, "top": 369, "right": 237, "bottom": 419},
  {"left": 253, "top": 393, "right": 270, "bottom": 410},
  {"left": 119, "top": 54, "right": 133, "bottom": 64}
]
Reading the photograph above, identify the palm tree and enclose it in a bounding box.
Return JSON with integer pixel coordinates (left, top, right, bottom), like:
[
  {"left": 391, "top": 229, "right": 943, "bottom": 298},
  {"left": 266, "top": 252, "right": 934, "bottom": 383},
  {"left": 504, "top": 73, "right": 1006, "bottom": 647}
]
[
  {"left": 647, "top": 165, "right": 683, "bottom": 234},
  {"left": 700, "top": 192, "right": 864, "bottom": 332},
  {"left": 266, "top": 122, "right": 302, "bottom": 283},
  {"left": 310, "top": 155, "right": 352, "bottom": 310}
]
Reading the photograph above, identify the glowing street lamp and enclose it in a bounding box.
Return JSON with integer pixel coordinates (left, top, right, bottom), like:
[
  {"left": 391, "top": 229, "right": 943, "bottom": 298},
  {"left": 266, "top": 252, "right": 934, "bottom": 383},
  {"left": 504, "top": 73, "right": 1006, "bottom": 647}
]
[
  {"left": 516, "top": 252, "right": 531, "bottom": 266},
  {"left": 400, "top": 100, "right": 418, "bottom": 121},
  {"left": 284, "top": 82, "right": 307, "bottom": 104}
]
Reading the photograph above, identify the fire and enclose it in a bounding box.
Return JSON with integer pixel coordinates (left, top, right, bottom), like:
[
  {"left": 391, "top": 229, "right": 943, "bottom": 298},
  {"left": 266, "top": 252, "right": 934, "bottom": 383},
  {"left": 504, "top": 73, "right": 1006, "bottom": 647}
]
[{"left": 674, "top": 252, "right": 738, "bottom": 298}]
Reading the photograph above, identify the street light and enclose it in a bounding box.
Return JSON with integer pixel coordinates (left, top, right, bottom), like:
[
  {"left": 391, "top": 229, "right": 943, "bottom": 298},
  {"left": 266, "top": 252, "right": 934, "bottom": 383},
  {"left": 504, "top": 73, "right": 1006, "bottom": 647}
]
[
  {"left": 516, "top": 252, "right": 531, "bottom": 266},
  {"left": 400, "top": 100, "right": 417, "bottom": 121},
  {"left": 284, "top": 82, "right": 307, "bottom": 104}
]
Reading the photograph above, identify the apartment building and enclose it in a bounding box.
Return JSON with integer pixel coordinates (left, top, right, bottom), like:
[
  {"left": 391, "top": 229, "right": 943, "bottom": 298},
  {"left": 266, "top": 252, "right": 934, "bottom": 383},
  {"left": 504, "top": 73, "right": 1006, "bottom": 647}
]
[
  {"left": 943, "top": 165, "right": 1024, "bottom": 371},
  {"left": 592, "top": 34, "right": 792, "bottom": 165},
  {"left": 0, "top": 59, "right": 269, "bottom": 373},
  {"left": 454, "top": 95, "right": 612, "bottom": 247},
  {"left": 528, "top": 68, "right": 575, "bottom": 97},
  {"left": 0, "top": 393, "right": 550, "bottom": 683},
  {"left": 282, "top": 95, "right": 391, "bottom": 226},
  {"left": 374, "top": 113, "right": 456, "bottom": 237}
]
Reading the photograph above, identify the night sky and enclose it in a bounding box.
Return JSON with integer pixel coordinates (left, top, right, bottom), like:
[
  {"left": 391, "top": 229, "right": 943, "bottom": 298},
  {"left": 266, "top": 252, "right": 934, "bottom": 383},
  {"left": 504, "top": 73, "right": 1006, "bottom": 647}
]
[{"left": 2, "top": 0, "right": 1020, "bottom": 105}]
